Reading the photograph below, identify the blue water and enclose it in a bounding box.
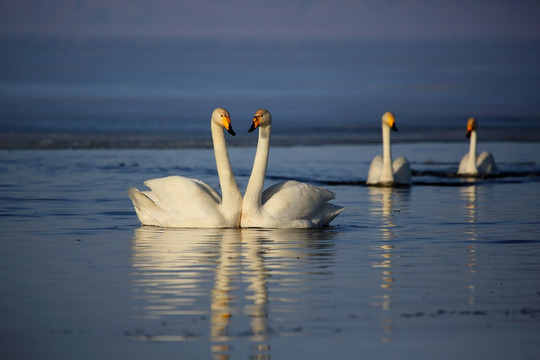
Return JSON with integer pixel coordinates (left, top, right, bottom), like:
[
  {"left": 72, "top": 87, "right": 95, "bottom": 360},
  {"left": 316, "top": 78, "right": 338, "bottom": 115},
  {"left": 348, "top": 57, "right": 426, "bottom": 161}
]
[
  {"left": 1, "top": 36, "right": 540, "bottom": 144},
  {"left": 1, "top": 35, "right": 540, "bottom": 359},
  {"left": 1, "top": 143, "right": 540, "bottom": 359}
]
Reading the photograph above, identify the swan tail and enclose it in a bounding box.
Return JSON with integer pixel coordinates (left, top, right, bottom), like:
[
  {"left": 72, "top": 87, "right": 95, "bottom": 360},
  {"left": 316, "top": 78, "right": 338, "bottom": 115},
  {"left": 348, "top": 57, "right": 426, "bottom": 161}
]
[
  {"left": 128, "top": 187, "right": 170, "bottom": 226},
  {"left": 312, "top": 204, "right": 346, "bottom": 227}
]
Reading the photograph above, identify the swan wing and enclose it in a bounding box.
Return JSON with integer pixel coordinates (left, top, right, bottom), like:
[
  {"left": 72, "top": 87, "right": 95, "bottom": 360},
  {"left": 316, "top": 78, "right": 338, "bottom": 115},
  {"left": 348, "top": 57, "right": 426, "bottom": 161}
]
[
  {"left": 144, "top": 175, "right": 222, "bottom": 205},
  {"left": 188, "top": 178, "right": 223, "bottom": 203},
  {"left": 262, "top": 180, "right": 342, "bottom": 225},
  {"left": 130, "top": 175, "right": 224, "bottom": 227},
  {"left": 392, "top": 156, "right": 412, "bottom": 185},
  {"left": 367, "top": 155, "right": 383, "bottom": 184},
  {"left": 477, "top": 151, "right": 497, "bottom": 174},
  {"left": 458, "top": 153, "right": 469, "bottom": 174}
]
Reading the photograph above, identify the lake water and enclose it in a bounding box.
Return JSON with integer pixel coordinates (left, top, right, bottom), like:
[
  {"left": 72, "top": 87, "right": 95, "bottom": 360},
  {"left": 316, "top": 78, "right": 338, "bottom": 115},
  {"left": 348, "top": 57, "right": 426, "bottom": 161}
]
[
  {"left": 1, "top": 35, "right": 540, "bottom": 359},
  {"left": 1, "top": 142, "right": 540, "bottom": 359}
]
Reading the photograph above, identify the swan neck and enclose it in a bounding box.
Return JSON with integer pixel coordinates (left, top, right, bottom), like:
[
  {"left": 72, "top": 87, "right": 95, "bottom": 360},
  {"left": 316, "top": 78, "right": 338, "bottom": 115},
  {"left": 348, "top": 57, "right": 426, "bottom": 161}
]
[
  {"left": 244, "top": 125, "right": 271, "bottom": 208},
  {"left": 381, "top": 124, "right": 394, "bottom": 182},
  {"left": 211, "top": 120, "right": 240, "bottom": 205},
  {"left": 468, "top": 130, "right": 478, "bottom": 172}
]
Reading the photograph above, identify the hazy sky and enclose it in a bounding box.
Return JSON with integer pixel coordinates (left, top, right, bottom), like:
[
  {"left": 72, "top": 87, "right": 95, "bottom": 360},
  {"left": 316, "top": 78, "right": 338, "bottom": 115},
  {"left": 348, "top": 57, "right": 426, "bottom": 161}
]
[{"left": 1, "top": 0, "right": 540, "bottom": 39}]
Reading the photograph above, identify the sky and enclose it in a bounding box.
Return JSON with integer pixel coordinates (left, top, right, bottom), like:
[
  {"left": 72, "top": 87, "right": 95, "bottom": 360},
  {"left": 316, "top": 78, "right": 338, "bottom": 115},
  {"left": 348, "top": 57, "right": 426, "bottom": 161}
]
[{"left": 1, "top": 0, "right": 540, "bottom": 40}]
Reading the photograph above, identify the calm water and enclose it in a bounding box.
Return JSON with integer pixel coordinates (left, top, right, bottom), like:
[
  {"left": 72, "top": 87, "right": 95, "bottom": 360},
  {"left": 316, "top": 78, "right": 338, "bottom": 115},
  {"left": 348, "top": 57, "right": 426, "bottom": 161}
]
[
  {"left": 1, "top": 143, "right": 540, "bottom": 359},
  {"left": 1, "top": 34, "right": 540, "bottom": 359}
]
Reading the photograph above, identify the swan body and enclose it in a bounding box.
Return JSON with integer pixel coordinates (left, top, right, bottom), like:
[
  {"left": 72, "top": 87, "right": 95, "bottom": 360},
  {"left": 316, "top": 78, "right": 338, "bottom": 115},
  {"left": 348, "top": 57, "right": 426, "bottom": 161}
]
[
  {"left": 128, "top": 108, "right": 242, "bottom": 228},
  {"left": 458, "top": 118, "right": 497, "bottom": 175},
  {"left": 241, "top": 109, "right": 345, "bottom": 228},
  {"left": 367, "top": 112, "right": 411, "bottom": 186}
]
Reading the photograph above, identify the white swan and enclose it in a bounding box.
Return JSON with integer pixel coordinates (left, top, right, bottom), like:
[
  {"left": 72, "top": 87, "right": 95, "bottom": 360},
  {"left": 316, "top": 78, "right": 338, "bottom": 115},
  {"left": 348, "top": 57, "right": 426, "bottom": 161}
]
[
  {"left": 367, "top": 112, "right": 411, "bottom": 186},
  {"left": 458, "top": 117, "right": 497, "bottom": 175},
  {"left": 127, "top": 108, "right": 242, "bottom": 228},
  {"left": 240, "top": 109, "right": 345, "bottom": 229}
]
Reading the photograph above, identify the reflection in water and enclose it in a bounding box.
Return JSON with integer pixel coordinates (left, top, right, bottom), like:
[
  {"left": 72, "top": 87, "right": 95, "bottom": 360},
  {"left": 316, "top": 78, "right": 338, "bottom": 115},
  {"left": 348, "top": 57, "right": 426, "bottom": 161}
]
[
  {"left": 131, "top": 226, "right": 337, "bottom": 359},
  {"left": 368, "top": 187, "right": 410, "bottom": 342},
  {"left": 210, "top": 229, "right": 242, "bottom": 343},
  {"left": 461, "top": 185, "right": 479, "bottom": 306},
  {"left": 462, "top": 185, "right": 478, "bottom": 231},
  {"left": 131, "top": 227, "right": 220, "bottom": 319}
]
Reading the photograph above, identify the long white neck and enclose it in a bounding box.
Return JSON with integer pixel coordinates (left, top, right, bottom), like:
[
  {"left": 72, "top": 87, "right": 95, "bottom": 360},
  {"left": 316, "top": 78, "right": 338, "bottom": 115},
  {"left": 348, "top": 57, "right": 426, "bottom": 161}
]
[
  {"left": 467, "top": 130, "right": 478, "bottom": 173},
  {"left": 244, "top": 125, "right": 271, "bottom": 210},
  {"left": 380, "top": 124, "right": 394, "bottom": 183},
  {"left": 211, "top": 121, "right": 241, "bottom": 208}
]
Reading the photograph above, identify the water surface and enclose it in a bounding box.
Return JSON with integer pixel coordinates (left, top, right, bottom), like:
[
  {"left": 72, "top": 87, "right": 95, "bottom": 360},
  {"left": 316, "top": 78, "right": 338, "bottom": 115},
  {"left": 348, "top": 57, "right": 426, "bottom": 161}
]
[{"left": 1, "top": 143, "right": 539, "bottom": 359}]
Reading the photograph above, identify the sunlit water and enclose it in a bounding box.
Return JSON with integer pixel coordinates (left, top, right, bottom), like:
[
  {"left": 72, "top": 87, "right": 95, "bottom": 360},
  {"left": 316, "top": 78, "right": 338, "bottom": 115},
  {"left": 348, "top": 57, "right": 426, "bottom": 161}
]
[{"left": 1, "top": 143, "right": 540, "bottom": 359}]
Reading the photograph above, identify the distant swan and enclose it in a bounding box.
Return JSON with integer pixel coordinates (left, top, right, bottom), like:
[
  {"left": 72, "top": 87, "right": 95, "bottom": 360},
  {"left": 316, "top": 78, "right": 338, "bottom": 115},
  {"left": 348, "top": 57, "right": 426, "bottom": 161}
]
[
  {"left": 127, "top": 108, "right": 242, "bottom": 228},
  {"left": 367, "top": 112, "right": 411, "bottom": 186},
  {"left": 458, "top": 117, "right": 497, "bottom": 175},
  {"left": 241, "top": 109, "right": 344, "bottom": 228}
]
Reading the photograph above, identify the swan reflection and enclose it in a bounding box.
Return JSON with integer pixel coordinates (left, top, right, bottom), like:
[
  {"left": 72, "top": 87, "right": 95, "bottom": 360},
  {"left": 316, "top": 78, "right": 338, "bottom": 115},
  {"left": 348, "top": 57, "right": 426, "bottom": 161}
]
[
  {"left": 131, "top": 226, "right": 337, "bottom": 358},
  {"left": 368, "top": 186, "right": 410, "bottom": 342},
  {"left": 131, "top": 227, "right": 221, "bottom": 319},
  {"left": 460, "top": 185, "right": 479, "bottom": 305}
]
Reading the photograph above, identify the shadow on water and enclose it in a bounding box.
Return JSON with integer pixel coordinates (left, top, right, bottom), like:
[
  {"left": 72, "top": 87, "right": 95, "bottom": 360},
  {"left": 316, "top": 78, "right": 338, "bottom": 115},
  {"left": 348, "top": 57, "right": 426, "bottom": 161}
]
[
  {"left": 316, "top": 169, "right": 540, "bottom": 188},
  {"left": 130, "top": 226, "right": 339, "bottom": 359},
  {"left": 264, "top": 161, "right": 540, "bottom": 188}
]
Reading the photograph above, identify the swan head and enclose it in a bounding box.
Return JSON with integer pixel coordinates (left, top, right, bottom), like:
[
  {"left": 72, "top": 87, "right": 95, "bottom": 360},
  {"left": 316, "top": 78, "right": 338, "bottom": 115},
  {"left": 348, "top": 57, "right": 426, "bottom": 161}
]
[
  {"left": 212, "top": 108, "right": 235, "bottom": 136},
  {"left": 382, "top": 112, "right": 397, "bottom": 131},
  {"left": 466, "top": 117, "right": 477, "bottom": 138},
  {"left": 248, "top": 109, "right": 271, "bottom": 133}
]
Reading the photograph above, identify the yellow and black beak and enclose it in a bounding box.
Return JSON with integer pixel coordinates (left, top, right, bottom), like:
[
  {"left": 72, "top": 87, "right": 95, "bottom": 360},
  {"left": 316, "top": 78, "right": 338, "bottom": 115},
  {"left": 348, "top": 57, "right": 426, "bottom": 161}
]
[
  {"left": 223, "top": 116, "right": 236, "bottom": 136},
  {"left": 248, "top": 116, "right": 261, "bottom": 133},
  {"left": 389, "top": 116, "right": 397, "bottom": 131},
  {"left": 466, "top": 123, "right": 474, "bottom": 138},
  {"left": 466, "top": 118, "right": 476, "bottom": 138}
]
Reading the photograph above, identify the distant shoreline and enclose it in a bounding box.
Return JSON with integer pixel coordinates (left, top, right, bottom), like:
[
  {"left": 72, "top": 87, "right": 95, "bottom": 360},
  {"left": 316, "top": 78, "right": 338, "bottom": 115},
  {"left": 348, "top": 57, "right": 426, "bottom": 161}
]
[{"left": 1, "top": 126, "right": 537, "bottom": 150}]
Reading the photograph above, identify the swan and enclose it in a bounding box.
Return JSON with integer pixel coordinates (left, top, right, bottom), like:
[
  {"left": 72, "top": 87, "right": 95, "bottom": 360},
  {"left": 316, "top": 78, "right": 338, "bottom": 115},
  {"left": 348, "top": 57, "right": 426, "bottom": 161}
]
[
  {"left": 366, "top": 112, "right": 411, "bottom": 186},
  {"left": 458, "top": 117, "right": 497, "bottom": 175},
  {"left": 240, "top": 109, "right": 345, "bottom": 228},
  {"left": 127, "top": 108, "right": 242, "bottom": 228}
]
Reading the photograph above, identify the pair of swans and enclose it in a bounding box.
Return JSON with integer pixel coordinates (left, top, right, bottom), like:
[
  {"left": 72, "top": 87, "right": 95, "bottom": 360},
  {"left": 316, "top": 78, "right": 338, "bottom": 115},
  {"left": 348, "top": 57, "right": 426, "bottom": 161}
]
[
  {"left": 366, "top": 113, "right": 497, "bottom": 185},
  {"left": 128, "top": 108, "right": 344, "bottom": 229}
]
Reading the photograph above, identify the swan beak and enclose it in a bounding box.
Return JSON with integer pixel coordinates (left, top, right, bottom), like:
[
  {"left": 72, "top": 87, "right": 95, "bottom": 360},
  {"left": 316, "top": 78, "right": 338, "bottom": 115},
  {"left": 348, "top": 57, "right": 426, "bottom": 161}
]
[
  {"left": 466, "top": 117, "right": 476, "bottom": 138},
  {"left": 223, "top": 117, "right": 236, "bottom": 136},
  {"left": 389, "top": 117, "right": 397, "bottom": 131},
  {"left": 248, "top": 116, "right": 261, "bottom": 133},
  {"left": 466, "top": 123, "right": 474, "bottom": 138}
]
